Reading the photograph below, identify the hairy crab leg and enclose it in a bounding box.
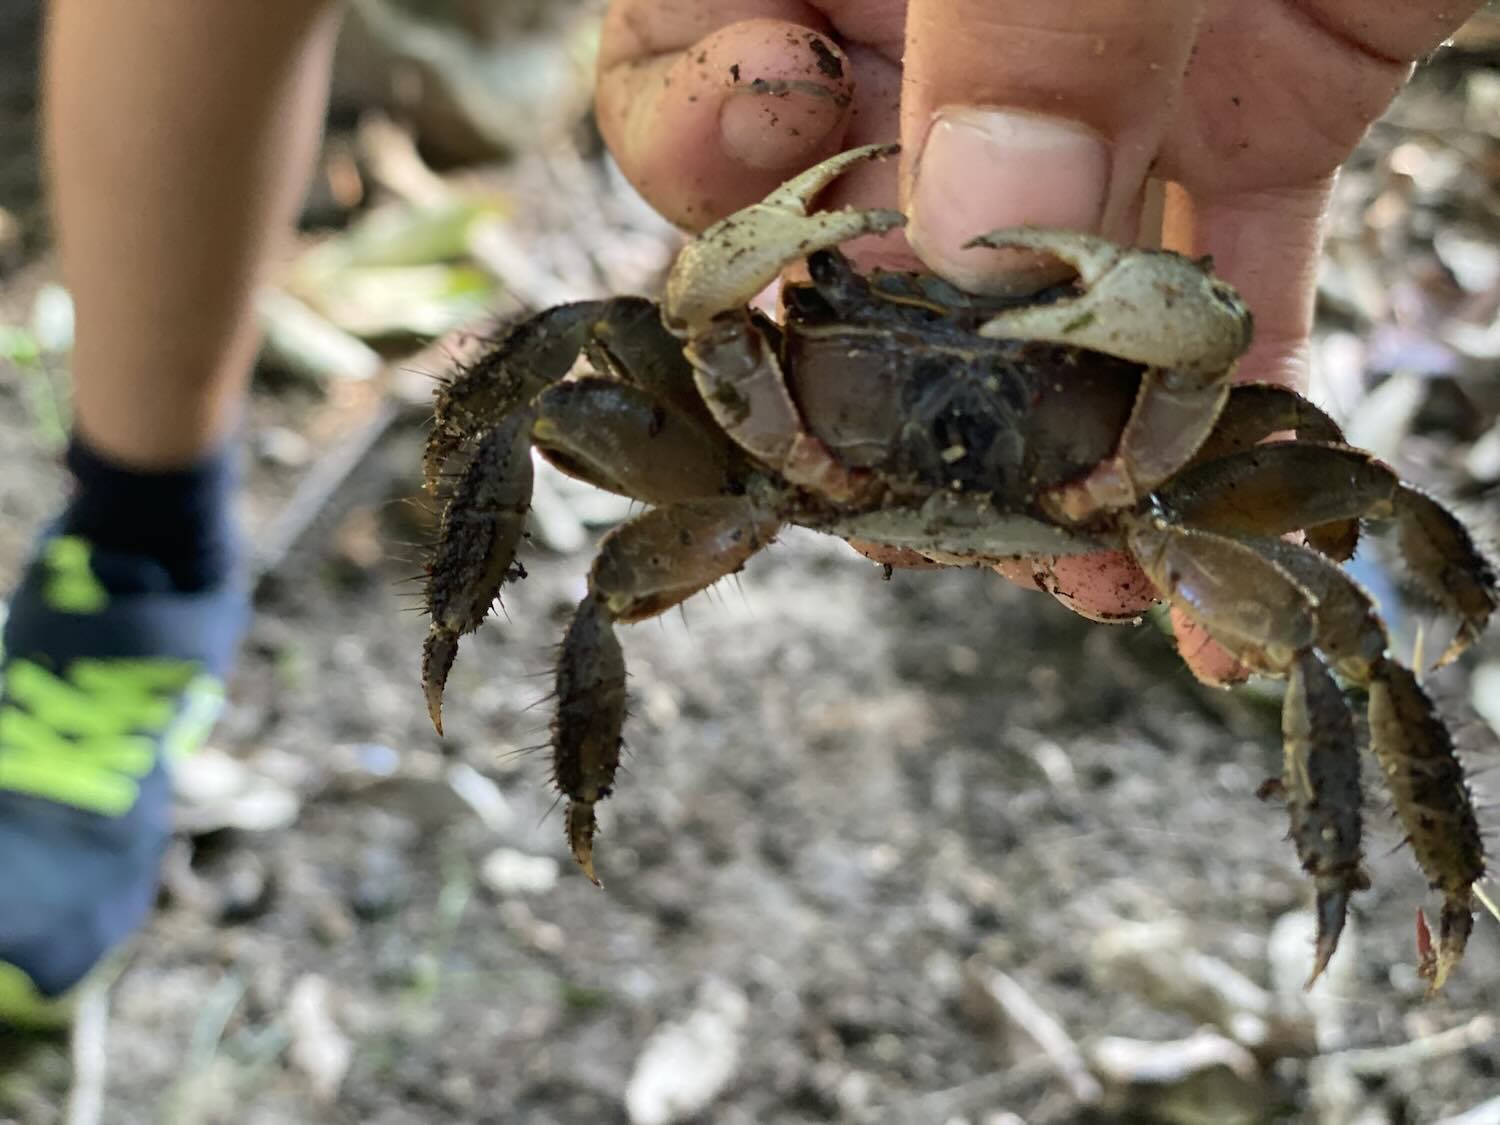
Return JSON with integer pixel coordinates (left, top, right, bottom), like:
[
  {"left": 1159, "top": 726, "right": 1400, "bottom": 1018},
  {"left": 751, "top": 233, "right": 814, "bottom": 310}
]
[
  {"left": 966, "top": 230, "right": 1252, "bottom": 521},
  {"left": 1133, "top": 519, "right": 1487, "bottom": 988},
  {"left": 661, "top": 144, "right": 906, "bottom": 500},
  {"left": 532, "top": 376, "right": 745, "bottom": 504},
  {"left": 1235, "top": 535, "right": 1484, "bottom": 991},
  {"left": 1367, "top": 663, "right": 1485, "bottom": 992},
  {"left": 1187, "top": 384, "right": 1357, "bottom": 560},
  {"left": 425, "top": 297, "right": 704, "bottom": 493},
  {"left": 1190, "top": 383, "right": 1346, "bottom": 464},
  {"left": 1157, "top": 441, "right": 1498, "bottom": 662},
  {"left": 1282, "top": 651, "right": 1368, "bottom": 986},
  {"left": 1128, "top": 519, "right": 1366, "bottom": 977},
  {"left": 422, "top": 410, "right": 535, "bottom": 733},
  {"left": 553, "top": 499, "right": 782, "bottom": 883}
]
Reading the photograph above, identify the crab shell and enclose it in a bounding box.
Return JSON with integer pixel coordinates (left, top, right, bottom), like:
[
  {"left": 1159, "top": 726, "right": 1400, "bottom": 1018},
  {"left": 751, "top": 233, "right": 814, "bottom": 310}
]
[{"left": 420, "top": 145, "right": 1496, "bottom": 992}]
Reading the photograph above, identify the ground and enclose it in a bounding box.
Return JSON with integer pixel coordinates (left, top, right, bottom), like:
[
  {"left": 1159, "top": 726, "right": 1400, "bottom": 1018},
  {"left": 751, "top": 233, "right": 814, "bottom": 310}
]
[{"left": 2, "top": 8, "right": 1500, "bottom": 1124}]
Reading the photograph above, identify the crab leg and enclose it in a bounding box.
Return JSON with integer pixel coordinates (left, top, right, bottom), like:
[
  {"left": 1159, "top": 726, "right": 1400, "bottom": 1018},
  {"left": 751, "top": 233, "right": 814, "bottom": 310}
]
[
  {"left": 425, "top": 297, "right": 706, "bottom": 493},
  {"left": 532, "top": 376, "right": 744, "bottom": 504},
  {"left": 422, "top": 410, "right": 536, "bottom": 733},
  {"left": 1127, "top": 519, "right": 1316, "bottom": 666},
  {"left": 1191, "top": 383, "right": 1346, "bottom": 464},
  {"left": 1188, "top": 384, "right": 1357, "bottom": 560},
  {"left": 1130, "top": 520, "right": 1367, "bottom": 977},
  {"left": 554, "top": 499, "right": 781, "bottom": 883},
  {"left": 966, "top": 230, "right": 1252, "bottom": 520},
  {"left": 1137, "top": 520, "right": 1487, "bottom": 988},
  {"left": 1159, "top": 442, "right": 1498, "bottom": 661},
  {"left": 1367, "top": 663, "right": 1485, "bottom": 992},
  {"left": 1282, "top": 650, "right": 1368, "bottom": 985},
  {"left": 1242, "top": 534, "right": 1484, "bottom": 991}
]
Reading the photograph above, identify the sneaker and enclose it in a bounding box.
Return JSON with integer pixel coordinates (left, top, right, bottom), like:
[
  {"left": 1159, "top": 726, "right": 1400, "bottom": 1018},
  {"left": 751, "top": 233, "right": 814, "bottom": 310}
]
[{"left": 0, "top": 534, "right": 247, "bottom": 1029}]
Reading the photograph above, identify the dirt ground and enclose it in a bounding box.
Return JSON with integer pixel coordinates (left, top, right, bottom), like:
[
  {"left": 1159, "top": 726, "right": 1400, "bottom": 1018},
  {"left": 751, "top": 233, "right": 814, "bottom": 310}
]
[{"left": 3, "top": 11, "right": 1500, "bottom": 1125}]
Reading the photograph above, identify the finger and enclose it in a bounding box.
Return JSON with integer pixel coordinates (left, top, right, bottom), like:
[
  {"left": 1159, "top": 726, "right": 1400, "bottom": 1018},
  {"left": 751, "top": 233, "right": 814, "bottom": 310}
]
[
  {"left": 1158, "top": 0, "right": 1469, "bottom": 391},
  {"left": 810, "top": 42, "right": 911, "bottom": 271},
  {"left": 598, "top": 4, "right": 855, "bottom": 230},
  {"left": 898, "top": 0, "right": 1203, "bottom": 292},
  {"left": 1161, "top": 179, "right": 1330, "bottom": 390}
]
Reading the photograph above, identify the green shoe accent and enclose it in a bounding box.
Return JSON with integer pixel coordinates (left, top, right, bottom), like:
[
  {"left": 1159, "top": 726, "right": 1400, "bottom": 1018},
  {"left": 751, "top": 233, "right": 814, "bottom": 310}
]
[
  {"left": 41, "top": 536, "right": 109, "bottom": 615},
  {"left": 0, "top": 657, "right": 222, "bottom": 815},
  {"left": 0, "top": 946, "right": 133, "bottom": 1032},
  {"left": 0, "top": 961, "right": 75, "bottom": 1031}
]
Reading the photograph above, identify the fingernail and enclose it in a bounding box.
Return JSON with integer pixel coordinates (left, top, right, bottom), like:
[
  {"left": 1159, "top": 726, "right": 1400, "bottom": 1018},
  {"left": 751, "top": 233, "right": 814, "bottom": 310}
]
[
  {"left": 908, "top": 107, "right": 1109, "bottom": 293},
  {"left": 721, "top": 81, "right": 847, "bottom": 170}
]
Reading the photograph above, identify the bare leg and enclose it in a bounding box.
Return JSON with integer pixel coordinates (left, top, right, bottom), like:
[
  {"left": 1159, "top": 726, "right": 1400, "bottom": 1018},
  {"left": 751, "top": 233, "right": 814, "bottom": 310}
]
[{"left": 45, "top": 0, "right": 343, "bottom": 468}]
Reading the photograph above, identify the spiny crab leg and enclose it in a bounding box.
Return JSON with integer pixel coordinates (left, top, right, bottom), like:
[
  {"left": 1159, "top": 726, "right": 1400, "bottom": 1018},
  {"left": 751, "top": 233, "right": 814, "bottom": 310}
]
[
  {"left": 1281, "top": 651, "right": 1367, "bottom": 986},
  {"left": 1367, "top": 663, "right": 1485, "bottom": 993},
  {"left": 1187, "top": 385, "right": 1357, "bottom": 559},
  {"left": 1190, "top": 383, "right": 1346, "bottom": 465},
  {"left": 422, "top": 296, "right": 754, "bottom": 734},
  {"left": 1158, "top": 441, "right": 1499, "bottom": 663},
  {"left": 425, "top": 297, "right": 697, "bottom": 494},
  {"left": 422, "top": 409, "right": 535, "bottom": 734},
  {"left": 553, "top": 499, "right": 781, "bottom": 884},
  {"left": 1266, "top": 525, "right": 1489, "bottom": 992},
  {"left": 1128, "top": 519, "right": 1366, "bottom": 980},
  {"left": 966, "top": 229, "right": 1252, "bottom": 521},
  {"left": 1132, "top": 518, "right": 1487, "bottom": 990}
]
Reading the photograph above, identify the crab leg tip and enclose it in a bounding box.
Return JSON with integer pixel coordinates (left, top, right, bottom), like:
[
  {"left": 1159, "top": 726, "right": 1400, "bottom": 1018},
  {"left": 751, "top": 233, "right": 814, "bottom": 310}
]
[
  {"left": 1430, "top": 898, "right": 1474, "bottom": 994},
  {"left": 1306, "top": 886, "right": 1351, "bottom": 988},
  {"left": 567, "top": 800, "right": 601, "bottom": 886},
  {"left": 422, "top": 627, "right": 459, "bottom": 736}
]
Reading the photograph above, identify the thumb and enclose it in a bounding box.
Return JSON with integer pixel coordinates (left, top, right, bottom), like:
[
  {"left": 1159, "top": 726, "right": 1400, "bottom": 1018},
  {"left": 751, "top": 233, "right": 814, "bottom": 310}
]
[{"left": 899, "top": 1, "right": 1203, "bottom": 292}]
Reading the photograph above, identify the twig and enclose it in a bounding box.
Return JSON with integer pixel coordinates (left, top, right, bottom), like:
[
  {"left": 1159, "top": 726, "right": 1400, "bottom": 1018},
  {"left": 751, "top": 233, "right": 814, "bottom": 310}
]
[
  {"left": 896, "top": 1056, "right": 1055, "bottom": 1121},
  {"left": 65, "top": 987, "right": 109, "bottom": 1125},
  {"left": 251, "top": 396, "right": 403, "bottom": 592},
  {"left": 1323, "top": 1014, "right": 1496, "bottom": 1078},
  {"left": 962, "top": 960, "right": 1103, "bottom": 1105}
]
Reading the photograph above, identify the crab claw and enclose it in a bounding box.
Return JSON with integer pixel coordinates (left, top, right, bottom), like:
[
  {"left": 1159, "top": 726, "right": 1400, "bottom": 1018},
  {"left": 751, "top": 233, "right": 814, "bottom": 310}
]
[
  {"left": 973, "top": 230, "right": 1251, "bottom": 384},
  {"left": 664, "top": 143, "right": 906, "bottom": 334}
]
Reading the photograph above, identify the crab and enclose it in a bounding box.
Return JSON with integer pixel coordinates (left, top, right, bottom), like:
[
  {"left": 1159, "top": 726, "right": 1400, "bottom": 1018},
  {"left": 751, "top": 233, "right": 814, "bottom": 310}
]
[{"left": 419, "top": 145, "right": 1496, "bottom": 991}]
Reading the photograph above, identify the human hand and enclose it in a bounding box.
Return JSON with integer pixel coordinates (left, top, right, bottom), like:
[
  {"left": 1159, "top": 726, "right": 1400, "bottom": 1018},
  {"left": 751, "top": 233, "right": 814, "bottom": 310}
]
[{"left": 596, "top": 0, "right": 1484, "bottom": 682}]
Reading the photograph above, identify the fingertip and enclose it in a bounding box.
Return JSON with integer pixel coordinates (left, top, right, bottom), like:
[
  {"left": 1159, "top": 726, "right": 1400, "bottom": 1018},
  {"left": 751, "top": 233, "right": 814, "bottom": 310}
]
[
  {"left": 905, "top": 107, "right": 1111, "bottom": 293},
  {"left": 598, "top": 19, "right": 854, "bottom": 229}
]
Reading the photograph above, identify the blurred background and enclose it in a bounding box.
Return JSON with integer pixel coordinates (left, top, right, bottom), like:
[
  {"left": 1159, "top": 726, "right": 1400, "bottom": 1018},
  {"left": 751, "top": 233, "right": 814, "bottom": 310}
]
[{"left": 1, "top": 2, "right": 1499, "bottom": 1122}]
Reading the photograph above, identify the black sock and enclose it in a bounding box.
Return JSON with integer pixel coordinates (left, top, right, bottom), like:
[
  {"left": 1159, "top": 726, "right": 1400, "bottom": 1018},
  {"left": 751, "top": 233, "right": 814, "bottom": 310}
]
[{"left": 60, "top": 434, "right": 241, "bottom": 593}]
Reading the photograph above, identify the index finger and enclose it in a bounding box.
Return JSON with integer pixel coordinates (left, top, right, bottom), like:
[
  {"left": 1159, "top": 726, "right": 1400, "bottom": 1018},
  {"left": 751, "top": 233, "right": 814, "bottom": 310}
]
[{"left": 598, "top": 2, "right": 856, "bottom": 229}]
